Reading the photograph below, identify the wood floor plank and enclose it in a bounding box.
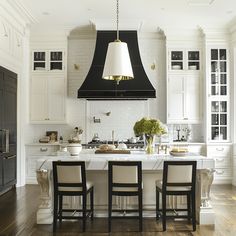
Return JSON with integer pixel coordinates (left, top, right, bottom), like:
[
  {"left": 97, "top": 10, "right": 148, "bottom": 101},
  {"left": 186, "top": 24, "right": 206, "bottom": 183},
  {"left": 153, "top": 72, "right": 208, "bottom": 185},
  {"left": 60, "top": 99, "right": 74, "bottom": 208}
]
[{"left": 0, "top": 184, "right": 236, "bottom": 235}]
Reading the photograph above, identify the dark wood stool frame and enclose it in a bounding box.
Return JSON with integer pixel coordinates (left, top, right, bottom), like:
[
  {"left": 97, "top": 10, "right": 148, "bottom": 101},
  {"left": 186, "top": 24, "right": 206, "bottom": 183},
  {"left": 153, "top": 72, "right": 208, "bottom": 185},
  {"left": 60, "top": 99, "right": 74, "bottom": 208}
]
[
  {"left": 108, "top": 161, "right": 143, "bottom": 232},
  {"left": 52, "top": 161, "right": 94, "bottom": 232},
  {"left": 156, "top": 161, "right": 197, "bottom": 231}
]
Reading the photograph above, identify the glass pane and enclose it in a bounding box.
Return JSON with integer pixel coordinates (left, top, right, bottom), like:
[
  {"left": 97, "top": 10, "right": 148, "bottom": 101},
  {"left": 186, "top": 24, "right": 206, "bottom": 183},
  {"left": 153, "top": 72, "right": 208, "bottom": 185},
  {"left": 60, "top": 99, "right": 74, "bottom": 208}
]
[
  {"left": 220, "top": 101, "right": 227, "bottom": 112},
  {"left": 50, "top": 51, "right": 62, "bottom": 61},
  {"left": 220, "top": 74, "right": 227, "bottom": 84},
  {"left": 211, "top": 61, "right": 218, "bottom": 72},
  {"left": 171, "top": 51, "right": 183, "bottom": 60},
  {"left": 211, "top": 101, "right": 219, "bottom": 112},
  {"left": 188, "top": 51, "right": 199, "bottom": 60},
  {"left": 188, "top": 62, "right": 199, "bottom": 70},
  {"left": 211, "top": 49, "right": 218, "bottom": 60},
  {"left": 220, "top": 127, "right": 227, "bottom": 140},
  {"left": 211, "top": 74, "right": 218, "bottom": 84},
  {"left": 220, "top": 86, "right": 227, "bottom": 95},
  {"left": 220, "top": 114, "right": 227, "bottom": 125},
  {"left": 50, "top": 62, "right": 62, "bottom": 70},
  {"left": 211, "top": 114, "right": 219, "bottom": 125},
  {"left": 212, "top": 127, "right": 219, "bottom": 140},
  {"left": 220, "top": 49, "right": 226, "bottom": 60},
  {"left": 34, "top": 52, "right": 45, "bottom": 61},
  {"left": 171, "top": 62, "right": 183, "bottom": 70},
  {"left": 220, "top": 61, "right": 226, "bottom": 72},
  {"left": 211, "top": 86, "right": 219, "bottom": 95},
  {"left": 34, "top": 62, "right": 46, "bottom": 70}
]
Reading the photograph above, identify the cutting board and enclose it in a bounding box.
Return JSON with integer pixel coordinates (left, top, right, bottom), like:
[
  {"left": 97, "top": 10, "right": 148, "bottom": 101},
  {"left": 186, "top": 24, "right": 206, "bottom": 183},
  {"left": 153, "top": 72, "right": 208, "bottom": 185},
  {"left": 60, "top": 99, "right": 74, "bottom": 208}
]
[{"left": 95, "top": 149, "right": 131, "bottom": 154}]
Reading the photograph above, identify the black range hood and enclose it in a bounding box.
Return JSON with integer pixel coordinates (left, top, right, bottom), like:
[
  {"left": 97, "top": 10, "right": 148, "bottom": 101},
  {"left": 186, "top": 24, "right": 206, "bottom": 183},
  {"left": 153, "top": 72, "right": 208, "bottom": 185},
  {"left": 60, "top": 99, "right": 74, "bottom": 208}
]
[{"left": 77, "top": 31, "right": 156, "bottom": 100}]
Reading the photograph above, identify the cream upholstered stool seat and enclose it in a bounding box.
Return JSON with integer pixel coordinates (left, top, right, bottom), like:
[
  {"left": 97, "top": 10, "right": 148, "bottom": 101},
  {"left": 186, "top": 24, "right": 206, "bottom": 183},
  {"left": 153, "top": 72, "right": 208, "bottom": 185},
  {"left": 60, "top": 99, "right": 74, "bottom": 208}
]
[
  {"left": 52, "top": 161, "right": 94, "bottom": 232},
  {"left": 108, "top": 161, "right": 143, "bottom": 232},
  {"left": 156, "top": 161, "right": 197, "bottom": 232}
]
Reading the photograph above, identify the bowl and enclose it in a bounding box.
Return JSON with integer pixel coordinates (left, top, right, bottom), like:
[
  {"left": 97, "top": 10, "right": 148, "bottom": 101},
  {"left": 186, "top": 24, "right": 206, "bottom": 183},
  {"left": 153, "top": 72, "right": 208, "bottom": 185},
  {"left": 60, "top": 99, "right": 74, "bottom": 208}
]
[
  {"left": 170, "top": 151, "right": 188, "bottom": 156},
  {"left": 189, "top": 65, "right": 197, "bottom": 70},
  {"left": 172, "top": 65, "right": 181, "bottom": 70},
  {"left": 67, "top": 144, "right": 82, "bottom": 156}
]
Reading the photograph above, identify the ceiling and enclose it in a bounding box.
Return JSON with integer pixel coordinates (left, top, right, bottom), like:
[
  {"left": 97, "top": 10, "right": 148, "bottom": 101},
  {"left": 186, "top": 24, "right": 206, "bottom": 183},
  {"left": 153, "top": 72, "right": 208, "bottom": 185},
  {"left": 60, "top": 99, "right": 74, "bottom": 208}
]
[{"left": 17, "top": 0, "right": 236, "bottom": 32}]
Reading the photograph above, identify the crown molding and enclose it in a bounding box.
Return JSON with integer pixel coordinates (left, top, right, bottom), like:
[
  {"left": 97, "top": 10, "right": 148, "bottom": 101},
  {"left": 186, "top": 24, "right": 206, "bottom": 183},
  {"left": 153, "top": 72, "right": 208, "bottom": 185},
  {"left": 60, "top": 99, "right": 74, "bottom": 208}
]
[{"left": 6, "top": 0, "right": 37, "bottom": 25}]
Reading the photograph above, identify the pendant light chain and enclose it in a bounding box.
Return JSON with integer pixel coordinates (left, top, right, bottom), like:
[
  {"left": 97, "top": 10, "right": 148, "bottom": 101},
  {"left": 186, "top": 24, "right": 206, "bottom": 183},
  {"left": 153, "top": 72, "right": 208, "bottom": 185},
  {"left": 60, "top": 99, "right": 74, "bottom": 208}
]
[{"left": 116, "top": 0, "right": 119, "bottom": 40}]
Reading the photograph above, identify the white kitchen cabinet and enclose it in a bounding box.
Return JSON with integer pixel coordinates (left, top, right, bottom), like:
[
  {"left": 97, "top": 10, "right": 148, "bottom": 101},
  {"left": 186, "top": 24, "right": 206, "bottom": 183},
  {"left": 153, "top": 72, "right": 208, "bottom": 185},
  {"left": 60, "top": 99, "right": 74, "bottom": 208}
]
[
  {"left": 169, "top": 49, "right": 200, "bottom": 71},
  {"left": 207, "top": 144, "right": 232, "bottom": 184},
  {"left": 207, "top": 48, "right": 229, "bottom": 142},
  {"left": 30, "top": 74, "right": 66, "bottom": 123},
  {"left": 25, "top": 144, "right": 60, "bottom": 184},
  {"left": 167, "top": 73, "right": 201, "bottom": 124},
  {"left": 32, "top": 50, "right": 64, "bottom": 72}
]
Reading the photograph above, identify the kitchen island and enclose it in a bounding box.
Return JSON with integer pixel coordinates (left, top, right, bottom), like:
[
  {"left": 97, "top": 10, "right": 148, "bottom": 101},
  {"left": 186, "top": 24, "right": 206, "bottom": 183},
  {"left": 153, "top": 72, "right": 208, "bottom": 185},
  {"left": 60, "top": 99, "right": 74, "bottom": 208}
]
[{"left": 36, "top": 150, "right": 215, "bottom": 225}]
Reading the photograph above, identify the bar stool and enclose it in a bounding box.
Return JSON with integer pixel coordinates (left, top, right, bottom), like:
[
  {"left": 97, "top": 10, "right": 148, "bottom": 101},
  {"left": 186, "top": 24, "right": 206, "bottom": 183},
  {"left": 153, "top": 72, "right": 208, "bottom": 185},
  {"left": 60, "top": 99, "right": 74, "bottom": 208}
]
[
  {"left": 108, "top": 161, "right": 142, "bottom": 232},
  {"left": 52, "top": 161, "right": 94, "bottom": 232},
  {"left": 156, "top": 161, "right": 197, "bottom": 231}
]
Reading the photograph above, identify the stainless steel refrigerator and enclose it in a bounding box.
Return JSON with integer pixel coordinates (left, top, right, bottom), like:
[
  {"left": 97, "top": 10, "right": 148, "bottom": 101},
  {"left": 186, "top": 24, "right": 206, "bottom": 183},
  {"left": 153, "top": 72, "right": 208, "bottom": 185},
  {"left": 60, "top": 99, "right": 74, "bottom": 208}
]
[{"left": 0, "top": 66, "right": 17, "bottom": 194}]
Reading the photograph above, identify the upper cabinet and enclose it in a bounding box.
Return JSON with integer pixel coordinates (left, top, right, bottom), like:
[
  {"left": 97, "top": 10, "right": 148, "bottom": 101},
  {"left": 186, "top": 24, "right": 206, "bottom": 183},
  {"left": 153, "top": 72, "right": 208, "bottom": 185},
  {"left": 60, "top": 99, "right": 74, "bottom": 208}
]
[
  {"left": 30, "top": 47, "right": 67, "bottom": 124},
  {"left": 32, "top": 50, "right": 64, "bottom": 72},
  {"left": 169, "top": 49, "right": 200, "bottom": 71},
  {"left": 167, "top": 48, "right": 202, "bottom": 124},
  {"left": 208, "top": 48, "right": 229, "bottom": 142}
]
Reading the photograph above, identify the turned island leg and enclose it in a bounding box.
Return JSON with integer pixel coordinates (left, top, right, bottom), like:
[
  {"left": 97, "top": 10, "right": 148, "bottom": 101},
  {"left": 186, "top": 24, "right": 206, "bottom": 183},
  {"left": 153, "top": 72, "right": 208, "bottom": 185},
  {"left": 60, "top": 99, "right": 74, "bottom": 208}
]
[
  {"left": 197, "top": 169, "right": 215, "bottom": 225},
  {"left": 36, "top": 169, "right": 53, "bottom": 224}
]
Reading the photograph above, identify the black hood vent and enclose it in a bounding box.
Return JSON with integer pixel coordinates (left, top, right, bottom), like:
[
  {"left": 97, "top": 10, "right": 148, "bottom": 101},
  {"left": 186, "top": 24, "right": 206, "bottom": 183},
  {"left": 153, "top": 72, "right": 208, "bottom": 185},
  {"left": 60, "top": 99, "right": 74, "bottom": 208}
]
[{"left": 77, "top": 31, "right": 156, "bottom": 100}]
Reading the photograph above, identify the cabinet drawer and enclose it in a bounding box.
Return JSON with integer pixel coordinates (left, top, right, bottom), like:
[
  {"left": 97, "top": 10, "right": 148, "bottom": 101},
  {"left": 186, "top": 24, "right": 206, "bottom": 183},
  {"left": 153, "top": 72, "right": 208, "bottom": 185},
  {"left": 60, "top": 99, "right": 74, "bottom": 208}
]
[
  {"left": 26, "top": 145, "right": 58, "bottom": 156},
  {"left": 207, "top": 145, "right": 231, "bottom": 156},
  {"left": 214, "top": 157, "right": 231, "bottom": 168},
  {"left": 214, "top": 168, "right": 232, "bottom": 179}
]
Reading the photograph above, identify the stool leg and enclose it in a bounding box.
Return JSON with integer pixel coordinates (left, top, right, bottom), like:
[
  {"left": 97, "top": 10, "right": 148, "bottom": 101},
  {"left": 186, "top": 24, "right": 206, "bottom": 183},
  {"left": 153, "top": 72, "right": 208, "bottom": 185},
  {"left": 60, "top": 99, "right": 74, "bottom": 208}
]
[
  {"left": 59, "top": 195, "right": 63, "bottom": 222},
  {"left": 156, "top": 188, "right": 160, "bottom": 220},
  {"left": 192, "top": 193, "right": 196, "bottom": 231},
  {"left": 187, "top": 194, "right": 191, "bottom": 222},
  {"left": 90, "top": 187, "right": 94, "bottom": 221},
  {"left": 108, "top": 190, "right": 112, "bottom": 232},
  {"left": 139, "top": 190, "right": 143, "bottom": 232},
  {"left": 82, "top": 193, "right": 87, "bottom": 232},
  {"left": 53, "top": 194, "right": 58, "bottom": 232},
  {"left": 162, "top": 193, "right": 166, "bottom": 231}
]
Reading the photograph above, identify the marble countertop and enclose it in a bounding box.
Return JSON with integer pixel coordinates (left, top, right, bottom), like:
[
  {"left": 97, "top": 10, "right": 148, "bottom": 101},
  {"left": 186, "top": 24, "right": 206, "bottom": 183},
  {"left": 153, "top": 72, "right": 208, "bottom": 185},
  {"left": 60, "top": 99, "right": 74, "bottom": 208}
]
[{"left": 36, "top": 150, "right": 215, "bottom": 171}]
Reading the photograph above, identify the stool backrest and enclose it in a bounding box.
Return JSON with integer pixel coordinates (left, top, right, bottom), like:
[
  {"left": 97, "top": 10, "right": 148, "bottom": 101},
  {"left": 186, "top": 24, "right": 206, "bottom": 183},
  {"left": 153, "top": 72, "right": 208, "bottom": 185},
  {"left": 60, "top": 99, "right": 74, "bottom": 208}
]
[
  {"left": 53, "top": 161, "right": 86, "bottom": 192},
  {"left": 163, "top": 161, "right": 196, "bottom": 191},
  {"left": 108, "top": 161, "right": 142, "bottom": 191}
]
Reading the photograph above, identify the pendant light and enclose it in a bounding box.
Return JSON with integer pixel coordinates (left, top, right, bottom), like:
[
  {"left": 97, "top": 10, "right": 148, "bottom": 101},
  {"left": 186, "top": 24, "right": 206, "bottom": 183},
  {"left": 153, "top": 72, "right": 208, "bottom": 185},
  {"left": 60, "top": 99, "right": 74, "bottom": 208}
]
[{"left": 102, "top": 0, "right": 134, "bottom": 85}]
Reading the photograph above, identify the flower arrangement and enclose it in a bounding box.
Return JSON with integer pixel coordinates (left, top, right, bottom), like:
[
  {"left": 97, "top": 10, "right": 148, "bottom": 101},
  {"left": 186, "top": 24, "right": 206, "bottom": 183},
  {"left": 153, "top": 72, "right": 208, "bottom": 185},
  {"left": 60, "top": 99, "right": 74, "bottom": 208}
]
[
  {"left": 133, "top": 117, "right": 167, "bottom": 154},
  {"left": 68, "top": 127, "right": 83, "bottom": 143}
]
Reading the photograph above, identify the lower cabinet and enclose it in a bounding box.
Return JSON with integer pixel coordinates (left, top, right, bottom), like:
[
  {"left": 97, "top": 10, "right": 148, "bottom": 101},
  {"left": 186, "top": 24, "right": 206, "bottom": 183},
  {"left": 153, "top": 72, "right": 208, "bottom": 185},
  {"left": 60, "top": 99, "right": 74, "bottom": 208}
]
[
  {"left": 207, "top": 144, "right": 232, "bottom": 184},
  {"left": 26, "top": 144, "right": 60, "bottom": 184}
]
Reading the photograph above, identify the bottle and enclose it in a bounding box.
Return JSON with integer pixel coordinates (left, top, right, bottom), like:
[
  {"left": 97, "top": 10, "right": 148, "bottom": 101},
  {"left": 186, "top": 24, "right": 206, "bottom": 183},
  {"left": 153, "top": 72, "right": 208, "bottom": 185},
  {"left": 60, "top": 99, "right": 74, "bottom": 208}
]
[{"left": 59, "top": 136, "right": 63, "bottom": 144}]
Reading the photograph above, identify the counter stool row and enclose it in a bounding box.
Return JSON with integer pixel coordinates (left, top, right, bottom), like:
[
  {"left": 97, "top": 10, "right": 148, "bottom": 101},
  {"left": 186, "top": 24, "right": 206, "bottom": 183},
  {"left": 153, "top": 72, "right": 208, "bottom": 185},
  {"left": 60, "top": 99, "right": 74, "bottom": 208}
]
[{"left": 52, "top": 160, "right": 196, "bottom": 232}]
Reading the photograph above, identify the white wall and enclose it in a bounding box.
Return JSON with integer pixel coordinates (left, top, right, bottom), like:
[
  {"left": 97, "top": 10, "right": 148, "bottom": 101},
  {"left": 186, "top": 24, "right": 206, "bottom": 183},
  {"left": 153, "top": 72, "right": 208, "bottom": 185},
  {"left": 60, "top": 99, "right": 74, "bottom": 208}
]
[{"left": 0, "top": 0, "right": 30, "bottom": 187}]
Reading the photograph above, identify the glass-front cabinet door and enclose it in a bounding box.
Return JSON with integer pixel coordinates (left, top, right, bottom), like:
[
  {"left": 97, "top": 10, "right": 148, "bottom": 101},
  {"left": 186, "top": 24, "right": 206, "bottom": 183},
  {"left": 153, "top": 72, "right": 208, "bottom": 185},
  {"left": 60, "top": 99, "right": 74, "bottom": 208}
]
[
  {"left": 169, "top": 49, "right": 200, "bottom": 71},
  {"left": 49, "top": 51, "right": 63, "bottom": 71},
  {"left": 170, "top": 51, "right": 183, "bottom": 70},
  {"left": 209, "top": 48, "right": 229, "bottom": 141},
  {"left": 188, "top": 51, "right": 200, "bottom": 70},
  {"left": 32, "top": 50, "right": 64, "bottom": 72},
  {"left": 33, "top": 51, "right": 46, "bottom": 71}
]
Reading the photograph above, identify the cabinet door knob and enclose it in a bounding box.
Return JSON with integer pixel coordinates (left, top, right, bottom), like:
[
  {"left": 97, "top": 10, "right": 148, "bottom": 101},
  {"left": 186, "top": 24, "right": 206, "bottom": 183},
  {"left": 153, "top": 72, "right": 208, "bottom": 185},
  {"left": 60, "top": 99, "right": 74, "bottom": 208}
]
[{"left": 40, "top": 147, "right": 48, "bottom": 152}]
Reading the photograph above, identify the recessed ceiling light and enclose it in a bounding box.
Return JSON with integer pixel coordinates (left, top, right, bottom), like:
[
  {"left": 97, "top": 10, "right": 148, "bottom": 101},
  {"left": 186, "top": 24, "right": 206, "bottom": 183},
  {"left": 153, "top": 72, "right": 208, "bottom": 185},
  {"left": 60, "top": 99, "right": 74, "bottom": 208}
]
[
  {"left": 227, "top": 10, "right": 233, "bottom": 14},
  {"left": 42, "top": 12, "right": 50, "bottom": 15},
  {"left": 188, "top": 0, "right": 215, "bottom": 6}
]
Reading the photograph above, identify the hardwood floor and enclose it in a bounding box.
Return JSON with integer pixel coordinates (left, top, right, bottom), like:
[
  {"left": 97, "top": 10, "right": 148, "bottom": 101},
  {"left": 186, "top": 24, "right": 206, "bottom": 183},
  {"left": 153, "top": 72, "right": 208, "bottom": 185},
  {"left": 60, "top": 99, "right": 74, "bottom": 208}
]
[{"left": 0, "top": 184, "right": 236, "bottom": 235}]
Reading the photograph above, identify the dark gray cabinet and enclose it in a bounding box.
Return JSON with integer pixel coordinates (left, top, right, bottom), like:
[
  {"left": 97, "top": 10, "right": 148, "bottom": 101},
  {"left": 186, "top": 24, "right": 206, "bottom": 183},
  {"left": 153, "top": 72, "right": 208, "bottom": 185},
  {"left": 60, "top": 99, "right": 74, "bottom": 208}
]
[{"left": 0, "top": 66, "right": 17, "bottom": 193}]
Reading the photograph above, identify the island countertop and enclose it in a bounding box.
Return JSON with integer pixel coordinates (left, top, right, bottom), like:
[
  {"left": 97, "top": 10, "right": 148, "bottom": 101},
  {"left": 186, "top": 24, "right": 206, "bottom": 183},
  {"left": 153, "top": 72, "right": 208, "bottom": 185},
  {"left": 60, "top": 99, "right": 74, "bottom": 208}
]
[{"left": 36, "top": 150, "right": 215, "bottom": 170}]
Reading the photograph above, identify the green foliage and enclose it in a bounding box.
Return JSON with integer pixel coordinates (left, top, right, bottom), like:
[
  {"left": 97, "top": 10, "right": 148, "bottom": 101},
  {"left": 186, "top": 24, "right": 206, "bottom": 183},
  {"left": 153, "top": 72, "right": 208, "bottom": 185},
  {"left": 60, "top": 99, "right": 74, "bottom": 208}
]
[{"left": 133, "top": 117, "right": 167, "bottom": 136}]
